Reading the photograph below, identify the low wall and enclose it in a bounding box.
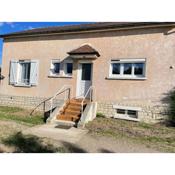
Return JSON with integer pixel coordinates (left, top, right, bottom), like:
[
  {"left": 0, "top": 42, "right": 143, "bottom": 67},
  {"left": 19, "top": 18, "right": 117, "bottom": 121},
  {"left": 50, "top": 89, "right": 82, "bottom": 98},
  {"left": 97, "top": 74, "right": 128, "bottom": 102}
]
[
  {"left": 0, "top": 94, "right": 64, "bottom": 112},
  {"left": 0, "top": 93, "right": 170, "bottom": 123}
]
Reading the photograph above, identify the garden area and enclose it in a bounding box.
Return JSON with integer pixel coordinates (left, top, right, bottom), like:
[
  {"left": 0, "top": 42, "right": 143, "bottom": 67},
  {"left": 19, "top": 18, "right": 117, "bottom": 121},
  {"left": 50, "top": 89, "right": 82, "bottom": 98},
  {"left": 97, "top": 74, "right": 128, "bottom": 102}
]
[
  {"left": 0, "top": 105, "right": 175, "bottom": 153},
  {"left": 0, "top": 106, "right": 60, "bottom": 153},
  {"left": 86, "top": 115, "right": 175, "bottom": 152}
]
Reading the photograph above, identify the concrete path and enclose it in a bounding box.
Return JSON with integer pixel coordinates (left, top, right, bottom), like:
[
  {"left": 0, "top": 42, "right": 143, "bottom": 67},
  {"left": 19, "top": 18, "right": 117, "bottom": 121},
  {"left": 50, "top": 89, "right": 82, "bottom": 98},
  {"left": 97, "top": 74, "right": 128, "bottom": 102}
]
[{"left": 22, "top": 124, "right": 88, "bottom": 144}]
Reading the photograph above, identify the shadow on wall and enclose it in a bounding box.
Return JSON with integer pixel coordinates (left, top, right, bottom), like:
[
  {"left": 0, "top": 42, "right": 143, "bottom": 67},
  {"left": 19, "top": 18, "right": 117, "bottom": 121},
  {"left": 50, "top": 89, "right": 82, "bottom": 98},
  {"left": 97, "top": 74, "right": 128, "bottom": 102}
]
[{"left": 161, "top": 88, "right": 175, "bottom": 126}]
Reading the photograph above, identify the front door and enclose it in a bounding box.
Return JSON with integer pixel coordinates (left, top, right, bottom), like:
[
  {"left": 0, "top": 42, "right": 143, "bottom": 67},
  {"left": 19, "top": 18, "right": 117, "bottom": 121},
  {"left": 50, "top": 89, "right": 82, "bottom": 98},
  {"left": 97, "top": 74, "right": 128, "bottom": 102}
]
[{"left": 77, "top": 63, "right": 92, "bottom": 97}]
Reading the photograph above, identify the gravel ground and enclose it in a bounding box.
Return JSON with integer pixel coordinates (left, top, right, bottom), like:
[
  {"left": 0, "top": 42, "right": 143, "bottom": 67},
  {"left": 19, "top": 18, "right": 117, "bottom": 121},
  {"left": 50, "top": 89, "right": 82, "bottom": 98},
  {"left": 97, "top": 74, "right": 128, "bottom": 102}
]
[{"left": 76, "top": 134, "right": 158, "bottom": 153}]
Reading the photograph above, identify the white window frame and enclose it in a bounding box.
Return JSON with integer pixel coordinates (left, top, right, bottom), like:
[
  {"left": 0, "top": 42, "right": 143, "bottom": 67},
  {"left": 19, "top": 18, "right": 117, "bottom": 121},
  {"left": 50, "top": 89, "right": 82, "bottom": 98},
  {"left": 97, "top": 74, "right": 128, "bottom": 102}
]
[
  {"left": 50, "top": 59, "right": 61, "bottom": 76},
  {"left": 17, "top": 60, "right": 31, "bottom": 86},
  {"left": 10, "top": 59, "right": 38, "bottom": 87},
  {"left": 113, "top": 105, "right": 141, "bottom": 122},
  {"left": 109, "top": 59, "right": 146, "bottom": 80}
]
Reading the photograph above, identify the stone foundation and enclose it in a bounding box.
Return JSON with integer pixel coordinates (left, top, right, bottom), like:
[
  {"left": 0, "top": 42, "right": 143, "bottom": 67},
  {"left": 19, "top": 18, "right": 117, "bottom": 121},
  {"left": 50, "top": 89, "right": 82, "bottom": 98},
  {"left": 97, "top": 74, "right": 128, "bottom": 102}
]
[
  {"left": 97, "top": 100, "right": 169, "bottom": 123},
  {"left": 0, "top": 94, "right": 170, "bottom": 123},
  {"left": 0, "top": 94, "right": 64, "bottom": 112}
]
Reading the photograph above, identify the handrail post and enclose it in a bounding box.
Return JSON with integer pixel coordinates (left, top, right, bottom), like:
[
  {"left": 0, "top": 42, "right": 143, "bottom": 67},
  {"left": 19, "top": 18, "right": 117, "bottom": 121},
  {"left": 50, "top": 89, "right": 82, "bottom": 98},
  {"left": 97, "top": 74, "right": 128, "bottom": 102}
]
[
  {"left": 81, "top": 101, "right": 83, "bottom": 119},
  {"left": 50, "top": 98, "right": 53, "bottom": 117},
  {"left": 68, "top": 88, "right": 70, "bottom": 100},
  {"left": 49, "top": 85, "right": 72, "bottom": 118},
  {"left": 80, "top": 86, "right": 94, "bottom": 119}
]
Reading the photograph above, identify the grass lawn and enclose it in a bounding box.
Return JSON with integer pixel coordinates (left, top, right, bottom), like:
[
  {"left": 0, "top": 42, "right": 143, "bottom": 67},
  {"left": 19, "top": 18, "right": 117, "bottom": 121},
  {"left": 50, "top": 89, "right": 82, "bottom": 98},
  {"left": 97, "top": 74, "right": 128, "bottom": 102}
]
[
  {"left": 86, "top": 117, "right": 175, "bottom": 152},
  {"left": 0, "top": 106, "right": 44, "bottom": 125},
  {"left": 0, "top": 106, "right": 66, "bottom": 153}
]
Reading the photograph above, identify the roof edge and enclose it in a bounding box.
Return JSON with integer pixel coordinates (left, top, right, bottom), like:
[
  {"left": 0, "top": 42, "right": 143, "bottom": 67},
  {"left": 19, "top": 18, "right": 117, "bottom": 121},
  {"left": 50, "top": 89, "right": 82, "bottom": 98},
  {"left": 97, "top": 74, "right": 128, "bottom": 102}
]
[{"left": 1, "top": 22, "right": 175, "bottom": 39}]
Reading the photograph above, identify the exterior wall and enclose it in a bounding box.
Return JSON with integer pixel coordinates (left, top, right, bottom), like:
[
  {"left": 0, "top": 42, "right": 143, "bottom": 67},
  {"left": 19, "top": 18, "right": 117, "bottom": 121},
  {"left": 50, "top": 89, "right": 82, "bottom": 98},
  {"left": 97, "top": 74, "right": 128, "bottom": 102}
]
[{"left": 1, "top": 26, "right": 175, "bottom": 122}]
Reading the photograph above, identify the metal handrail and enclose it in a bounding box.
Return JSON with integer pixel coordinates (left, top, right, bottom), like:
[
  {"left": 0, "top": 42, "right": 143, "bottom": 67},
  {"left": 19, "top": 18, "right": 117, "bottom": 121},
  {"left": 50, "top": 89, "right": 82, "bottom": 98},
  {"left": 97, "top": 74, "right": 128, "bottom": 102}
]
[
  {"left": 80, "top": 86, "right": 94, "bottom": 118},
  {"left": 50, "top": 85, "right": 72, "bottom": 116}
]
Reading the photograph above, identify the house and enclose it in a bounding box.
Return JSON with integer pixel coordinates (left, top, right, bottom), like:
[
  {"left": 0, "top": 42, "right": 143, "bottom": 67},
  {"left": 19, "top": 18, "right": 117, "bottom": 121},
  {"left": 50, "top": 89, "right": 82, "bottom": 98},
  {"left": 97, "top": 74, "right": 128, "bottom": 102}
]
[{"left": 0, "top": 22, "right": 175, "bottom": 124}]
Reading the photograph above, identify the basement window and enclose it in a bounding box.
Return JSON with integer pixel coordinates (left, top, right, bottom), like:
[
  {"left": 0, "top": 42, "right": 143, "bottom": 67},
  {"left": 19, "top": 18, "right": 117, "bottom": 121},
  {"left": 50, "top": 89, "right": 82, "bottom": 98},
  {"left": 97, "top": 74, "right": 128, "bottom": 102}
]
[
  {"left": 116, "top": 108, "right": 138, "bottom": 119},
  {"left": 113, "top": 105, "right": 141, "bottom": 121}
]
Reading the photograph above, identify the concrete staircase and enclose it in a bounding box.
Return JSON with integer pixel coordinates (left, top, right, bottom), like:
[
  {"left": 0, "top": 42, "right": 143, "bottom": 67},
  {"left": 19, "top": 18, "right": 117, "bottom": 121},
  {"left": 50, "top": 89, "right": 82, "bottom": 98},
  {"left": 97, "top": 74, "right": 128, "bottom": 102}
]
[{"left": 56, "top": 98, "right": 89, "bottom": 123}]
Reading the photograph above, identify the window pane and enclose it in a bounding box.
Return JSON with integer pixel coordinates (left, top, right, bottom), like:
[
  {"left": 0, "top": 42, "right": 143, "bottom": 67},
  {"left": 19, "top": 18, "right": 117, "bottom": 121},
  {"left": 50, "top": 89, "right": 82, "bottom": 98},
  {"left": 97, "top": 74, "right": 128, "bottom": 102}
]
[
  {"left": 20, "top": 63, "right": 31, "bottom": 84},
  {"left": 66, "top": 63, "right": 73, "bottom": 74},
  {"left": 134, "top": 63, "right": 144, "bottom": 75},
  {"left": 127, "top": 110, "right": 137, "bottom": 118},
  {"left": 117, "top": 109, "right": 125, "bottom": 114},
  {"left": 81, "top": 64, "right": 91, "bottom": 81},
  {"left": 112, "top": 63, "right": 120, "bottom": 74},
  {"left": 53, "top": 63, "right": 60, "bottom": 74},
  {"left": 123, "top": 63, "right": 132, "bottom": 75},
  {"left": 127, "top": 110, "right": 137, "bottom": 115}
]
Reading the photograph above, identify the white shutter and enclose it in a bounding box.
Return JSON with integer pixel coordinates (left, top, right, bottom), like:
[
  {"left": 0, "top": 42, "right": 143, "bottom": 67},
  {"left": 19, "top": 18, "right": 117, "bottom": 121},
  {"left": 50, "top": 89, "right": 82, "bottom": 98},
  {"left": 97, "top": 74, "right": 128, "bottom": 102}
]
[
  {"left": 30, "top": 60, "right": 39, "bottom": 86},
  {"left": 10, "top": 60, "right": 18, "bottom": 85}
]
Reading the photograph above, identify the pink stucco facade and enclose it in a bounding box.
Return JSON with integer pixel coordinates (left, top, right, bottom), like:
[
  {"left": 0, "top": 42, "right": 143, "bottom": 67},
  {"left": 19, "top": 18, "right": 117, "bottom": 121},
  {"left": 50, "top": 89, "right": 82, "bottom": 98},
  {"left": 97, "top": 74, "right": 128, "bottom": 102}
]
[{"left": 1, "top": 26, "right": 175, "bottom": 119}]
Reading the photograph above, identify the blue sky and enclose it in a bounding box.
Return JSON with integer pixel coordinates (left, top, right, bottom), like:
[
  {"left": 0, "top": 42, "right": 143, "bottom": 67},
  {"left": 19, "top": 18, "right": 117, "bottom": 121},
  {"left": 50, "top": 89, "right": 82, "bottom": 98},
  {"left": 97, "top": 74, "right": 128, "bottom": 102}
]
[{"left": 0, "top": 22, "right": 88, "bottom": 64}]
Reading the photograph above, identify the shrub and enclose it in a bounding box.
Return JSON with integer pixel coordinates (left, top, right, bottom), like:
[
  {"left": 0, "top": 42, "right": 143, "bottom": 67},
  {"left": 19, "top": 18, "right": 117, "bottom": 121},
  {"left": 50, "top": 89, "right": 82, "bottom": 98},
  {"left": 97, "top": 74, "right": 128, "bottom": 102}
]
[{"left": 168, "top": 91, "right": 175, "bottom": 124}]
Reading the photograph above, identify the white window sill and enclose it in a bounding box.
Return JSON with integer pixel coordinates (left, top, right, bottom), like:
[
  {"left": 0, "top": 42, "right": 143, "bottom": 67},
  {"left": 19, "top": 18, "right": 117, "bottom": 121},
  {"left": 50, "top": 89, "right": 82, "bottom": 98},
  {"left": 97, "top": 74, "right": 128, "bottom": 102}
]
[
  {"left": 48, "top": 75, "right": 72, "bottom": 78},
  {"left": 13, "top": 83, "right": 31, "bottom": 87},
  {"left": 106, "top": 76, "right": 147, "bottom": 80},
  {"left": 113, "top": 115, "right": 140, "bottom": 122}
]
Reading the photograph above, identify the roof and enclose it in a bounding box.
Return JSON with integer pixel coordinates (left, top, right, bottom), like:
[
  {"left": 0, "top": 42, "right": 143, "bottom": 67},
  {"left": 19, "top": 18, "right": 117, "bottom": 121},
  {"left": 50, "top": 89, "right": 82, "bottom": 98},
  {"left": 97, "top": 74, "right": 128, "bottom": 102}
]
[
  {"left": 68, "top": 44, "right": 100, "bottom": 57},
  {"left": 0, "top": 22, "right": 175, "bottom": 38}
]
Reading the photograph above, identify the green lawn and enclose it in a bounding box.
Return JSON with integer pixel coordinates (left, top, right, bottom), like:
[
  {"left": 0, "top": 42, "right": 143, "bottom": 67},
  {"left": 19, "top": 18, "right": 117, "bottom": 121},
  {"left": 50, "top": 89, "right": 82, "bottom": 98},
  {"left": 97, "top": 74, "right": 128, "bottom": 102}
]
[
  {"left": 0, "top": 106, "right": 44, "bottom": 125},
  {"left": 86, "top": 117, "right": 175, "bottom": 152}
]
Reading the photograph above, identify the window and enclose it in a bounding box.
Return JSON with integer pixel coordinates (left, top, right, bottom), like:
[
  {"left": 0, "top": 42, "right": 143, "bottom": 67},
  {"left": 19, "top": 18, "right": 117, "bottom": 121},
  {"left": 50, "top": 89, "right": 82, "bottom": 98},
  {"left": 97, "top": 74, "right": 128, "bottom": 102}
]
[
  {"left": 110, "top": 59, "right": 146, "bottom": 79},
  {"left": 50, "top": 60, "right": 60, "bottom": 75},
  {"left": 50, "top": 60, "right": 73, "bottom": 77},
  {"left": 18, "top": 62, "right": 31, "bottom": 85},
  {"left": 116, "top": 108, "right": 138, "bottom": 119},
  {"left": 113, "top": 105, "right": 141, "bottom": 121},
  {"left": 65, "top": 63, "right": 73, "bottom": 75},
  {"left": 10, "top": 60, "right": 38, "bottom": 86}
]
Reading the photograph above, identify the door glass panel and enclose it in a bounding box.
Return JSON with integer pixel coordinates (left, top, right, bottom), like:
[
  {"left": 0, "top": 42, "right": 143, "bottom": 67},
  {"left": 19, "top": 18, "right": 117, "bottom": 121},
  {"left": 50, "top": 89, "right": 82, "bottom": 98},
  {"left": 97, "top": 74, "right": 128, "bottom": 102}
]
[{"left": 81, "top": 64, "right": 91, "bottom": 81}]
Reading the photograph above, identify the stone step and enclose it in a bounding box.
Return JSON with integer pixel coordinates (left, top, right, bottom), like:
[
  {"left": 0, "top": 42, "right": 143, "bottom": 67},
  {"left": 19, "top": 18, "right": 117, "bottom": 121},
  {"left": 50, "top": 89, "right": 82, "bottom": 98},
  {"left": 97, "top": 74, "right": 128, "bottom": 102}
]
[
  {"left": 68, "top": 105, "right": 81, "bottom": 111},
  {"left": 57, "top": 114, "right": 80, "bottom": 122},
  {"left": 53, "top": 119, "right": 75, "bottom": 127},
  {"left": 65, "top": 109, "right": 81, "bottom": 115}
]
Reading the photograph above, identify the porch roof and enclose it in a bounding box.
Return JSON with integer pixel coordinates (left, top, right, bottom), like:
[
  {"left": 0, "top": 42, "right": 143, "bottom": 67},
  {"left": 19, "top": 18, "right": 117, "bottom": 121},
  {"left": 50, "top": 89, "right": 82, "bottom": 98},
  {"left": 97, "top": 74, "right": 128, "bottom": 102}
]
[{"left": 67, "top": 44, "right": 100, "bottom": 57}]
